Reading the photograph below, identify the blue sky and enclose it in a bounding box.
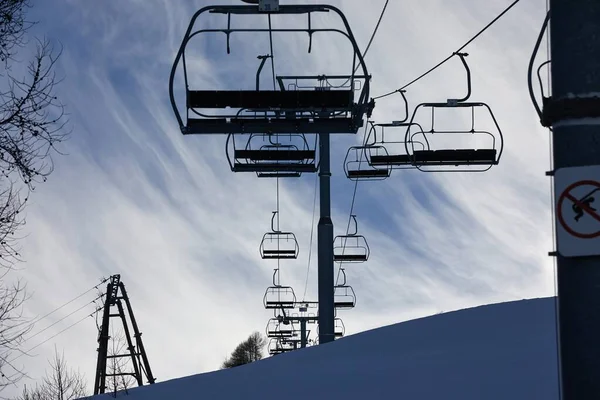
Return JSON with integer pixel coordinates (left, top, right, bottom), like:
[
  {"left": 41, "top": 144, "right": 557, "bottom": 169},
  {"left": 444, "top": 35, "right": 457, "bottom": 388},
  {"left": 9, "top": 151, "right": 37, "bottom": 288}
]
[{"left": 2, "top": 0, "right": 552, "bottom": 396}]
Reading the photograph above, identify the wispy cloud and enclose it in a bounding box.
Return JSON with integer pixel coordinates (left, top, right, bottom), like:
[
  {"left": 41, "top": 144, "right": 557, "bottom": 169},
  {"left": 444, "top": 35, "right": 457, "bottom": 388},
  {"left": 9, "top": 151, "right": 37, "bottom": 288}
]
[{"left": 2, "top": 0, "right": 554, "bottom": 396}]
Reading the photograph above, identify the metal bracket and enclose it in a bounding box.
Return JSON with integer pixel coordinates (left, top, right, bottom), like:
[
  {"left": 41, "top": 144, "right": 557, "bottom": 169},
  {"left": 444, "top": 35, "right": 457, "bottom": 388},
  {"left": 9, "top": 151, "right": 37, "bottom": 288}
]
[{"left": 541, "top": 96, "right": 600, "bottom": 127}]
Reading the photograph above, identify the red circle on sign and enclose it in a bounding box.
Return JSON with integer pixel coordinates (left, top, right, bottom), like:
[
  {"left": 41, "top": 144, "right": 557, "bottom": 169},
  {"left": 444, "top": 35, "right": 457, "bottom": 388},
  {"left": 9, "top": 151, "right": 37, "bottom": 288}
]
[{"left": 556, "top": 180, "right": 600, "bottom": 239}]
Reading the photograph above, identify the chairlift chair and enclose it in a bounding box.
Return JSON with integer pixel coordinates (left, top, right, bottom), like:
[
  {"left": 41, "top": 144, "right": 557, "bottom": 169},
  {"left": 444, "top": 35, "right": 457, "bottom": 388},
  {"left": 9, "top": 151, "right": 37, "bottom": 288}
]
[
  {"left": 334, "top": 268, "right": 356, "bottom": 309},
  {"left": 333, "top": 215, "right": 370, "bottom": 263},
  {"left": 259, "top": 212, "right": 300, "bottom": 260},
  {"left": 343, "top": 145, "right": 391, "bottom": 181},
  {"left": 266, "top": 318, "right": 295, "bottom": 338},
  {"left": 226, "top": 133, "right": 317, "bottom": 177},
  {"left": 169, "top": 4, "right": 373, "bottom": 135},
  {"left": 367, "top": 122, "right": 430, "bottom": 169},
  {"left": 263, "top": 269, "right": 297, "bottom": 309},
  {"left": 406, "top": 53, "right": 504, "bottom": 172}
]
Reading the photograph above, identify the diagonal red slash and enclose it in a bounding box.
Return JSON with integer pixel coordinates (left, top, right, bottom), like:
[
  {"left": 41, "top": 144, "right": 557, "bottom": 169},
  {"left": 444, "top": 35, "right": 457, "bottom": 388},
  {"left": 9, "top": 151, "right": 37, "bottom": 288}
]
[{"left": 564, "top": 192, "right": 600, "bottom": 224}]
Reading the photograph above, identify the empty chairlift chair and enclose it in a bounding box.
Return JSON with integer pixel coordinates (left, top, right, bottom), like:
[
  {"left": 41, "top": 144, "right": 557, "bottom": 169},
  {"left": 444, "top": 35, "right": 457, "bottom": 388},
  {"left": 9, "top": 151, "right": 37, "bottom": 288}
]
[
  {"left": 365, "top": 90, "right": 426, "bottom": 170},
  {"left": 266, "top": 318, "right": 295, "bottom": 339},
  {"left": 334, "top": 268, "right": 356, "bottom": 309},
  {"left": 344, "top": 144, "right": 391, "bottom": 181},
  {"left": 406, "top": 53, "right": 503, "bottom": 172},
  {"left": 260, "top": 212, "right": 300, "bottom": 260},
  {"left": 333, "top": 215, "right": 370, "bottom": 263},
  {"left": 226, "top": 133, "right": 317, "bottom": 178},
  {"left": 169, "top": 4, "right": 373, "bottom": 135},
  {"left": 263, "top": 269, "right": 297, "bottom": 310},
  {"left": 367, "top": 122, "right": 431, "bottom": 169}
]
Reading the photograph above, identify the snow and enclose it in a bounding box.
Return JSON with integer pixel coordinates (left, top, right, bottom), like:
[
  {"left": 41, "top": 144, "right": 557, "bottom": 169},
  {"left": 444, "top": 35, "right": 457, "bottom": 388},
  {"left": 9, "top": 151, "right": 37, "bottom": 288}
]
[{"left": 89, "top": 297, "right": 559, "bottom": 400}]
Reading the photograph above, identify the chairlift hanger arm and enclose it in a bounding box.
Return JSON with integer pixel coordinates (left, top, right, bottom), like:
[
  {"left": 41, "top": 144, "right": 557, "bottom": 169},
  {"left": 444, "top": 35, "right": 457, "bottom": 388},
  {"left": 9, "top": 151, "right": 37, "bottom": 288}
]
[{"left": 448, "top": 52, "right": 471, "bottom": 104}]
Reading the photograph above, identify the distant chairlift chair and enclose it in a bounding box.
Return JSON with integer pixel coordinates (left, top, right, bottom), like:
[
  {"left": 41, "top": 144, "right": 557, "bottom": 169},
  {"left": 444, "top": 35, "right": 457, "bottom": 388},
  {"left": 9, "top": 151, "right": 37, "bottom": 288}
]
[
  {"left": 334, "top": 268, "right": 356, "bottom": 310},
  {"left": 263, "top": 269, "right": 297, "bottom": 309},
  {"left": 259, "top": 211, "right": 300, "bottom": 260},
  {"left": 333, "top": 215, "right": 370, "bottom": 263},
  {"left": 226, "top": 133, "right": 317, "bottom": 178}
]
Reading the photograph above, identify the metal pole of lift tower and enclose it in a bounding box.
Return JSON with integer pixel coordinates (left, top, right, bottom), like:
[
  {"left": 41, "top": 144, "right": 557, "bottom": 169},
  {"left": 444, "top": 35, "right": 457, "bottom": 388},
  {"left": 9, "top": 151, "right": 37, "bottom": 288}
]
[
  {"left": 318, "top": 132, "right": 335, "bottom": 344},
  {"left": 549, "top": 0, "right": 600, "bottom": 398}
]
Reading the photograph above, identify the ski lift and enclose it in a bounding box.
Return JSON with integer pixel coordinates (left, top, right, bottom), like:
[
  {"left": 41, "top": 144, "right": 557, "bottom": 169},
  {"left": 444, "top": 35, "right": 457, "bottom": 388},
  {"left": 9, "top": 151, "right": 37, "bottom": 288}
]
[
  {"left": 263, "top": 270, "right": 297, "bottom": 309},
  {"left": 268, "top": 338, "right": 296, "bottom": 355},
  {"left": 259, "top": 212, "right": 299, "bottom": 260},
  {"left": 333, "top": 215, "right": 369, "bottom": 263},
  {"left": 266, "top": 318, "right": 295, "bottom": 338},
  {"left": 406, "top": 53, "right": 504, "bottom": 172},
  {"left": 226, "top": 133, "right": 317, "bottom": 177},
  {"left": 343, "top": 145, "right": 391, "bottom": 181},
  {"left": 334, "top": 268, "right": 356, "bottom": 309},
  {"left": 367, "top": 121, "right": 430, "bottom": 169},
  {"left": 169, "top": 4, "right": 373, "bottom": 135}
]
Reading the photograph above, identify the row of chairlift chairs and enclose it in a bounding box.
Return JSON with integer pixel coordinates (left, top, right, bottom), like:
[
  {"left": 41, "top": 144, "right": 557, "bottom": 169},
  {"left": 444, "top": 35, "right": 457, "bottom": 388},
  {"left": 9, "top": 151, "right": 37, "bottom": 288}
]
[
  {"left": 168, "top": 1, "right": 504, "bottom": 356},
  {"left": 260, "top": 212, "right": 369, "bottom": 354},
  {"left": 344, "top": 53, "right": 504, "bottom": 180}
]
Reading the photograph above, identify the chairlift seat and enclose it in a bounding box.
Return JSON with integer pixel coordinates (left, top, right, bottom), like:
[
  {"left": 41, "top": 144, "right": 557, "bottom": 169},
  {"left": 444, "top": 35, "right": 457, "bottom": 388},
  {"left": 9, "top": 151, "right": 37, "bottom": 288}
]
[
  {"left": 347, "top": 169, "right": 390, "bottom": 178},
  {"left": 187, "top": 90, "right": 354, "bottom": 109},
  {"left": 413, "top": 149, "right": 497, "bottom": 165},
  {"left": 369, "top": 154, "right": 412, "bottom": 166},
  {"left": 233, "top": 163, "right": 317, "bottom": 173},
  {"left": 265, "top": 300, "right": 295, "bottom": 309},
  {"left": 187, "top": 117, "right": 358, "bottom": 134},
  {"left": 334, "top": 301, "right": 355, "bottom": 308},
  {"left": 258, "top": 172, "right": 302, "bottom": 178},
  {"left": 333, "top": 254, "right": 368, "bottom": 262},
  {"left": 235, "top": 149, "right": 315, "bottom": 161},
  {"left": 262, "top": 249, "right": 298, "bottom": 259}
]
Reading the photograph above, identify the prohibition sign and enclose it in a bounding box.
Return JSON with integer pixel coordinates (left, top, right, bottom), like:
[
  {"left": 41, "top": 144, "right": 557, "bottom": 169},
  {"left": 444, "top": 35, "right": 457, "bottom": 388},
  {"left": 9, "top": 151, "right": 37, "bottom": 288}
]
[{"left": 556, "top": 180, "right": 600, "bottom": 239}]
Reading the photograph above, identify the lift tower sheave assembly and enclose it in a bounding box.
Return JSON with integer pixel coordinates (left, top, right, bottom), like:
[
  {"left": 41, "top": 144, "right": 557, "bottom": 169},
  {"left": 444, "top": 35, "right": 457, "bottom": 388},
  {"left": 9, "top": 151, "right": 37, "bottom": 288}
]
[
  {"left": 546, "top": 1, "right": 600, "bottom": 398},
  {"left": 169, "top": 1, "right": 373, "bottom": 345}
]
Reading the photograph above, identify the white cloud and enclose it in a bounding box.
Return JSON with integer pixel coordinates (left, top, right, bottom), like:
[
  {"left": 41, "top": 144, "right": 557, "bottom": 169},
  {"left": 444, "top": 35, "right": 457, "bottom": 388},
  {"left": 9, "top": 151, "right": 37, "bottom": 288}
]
[{"left": 2, "top": 0, "right": 555, "bottom": 397}]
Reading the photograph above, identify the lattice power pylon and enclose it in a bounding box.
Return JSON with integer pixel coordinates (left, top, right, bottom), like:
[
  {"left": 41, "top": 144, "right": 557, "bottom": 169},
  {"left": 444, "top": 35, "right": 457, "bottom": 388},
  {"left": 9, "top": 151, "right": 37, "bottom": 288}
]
[{"left": 93, "top": 274, "right": 155, "bottom": 395}]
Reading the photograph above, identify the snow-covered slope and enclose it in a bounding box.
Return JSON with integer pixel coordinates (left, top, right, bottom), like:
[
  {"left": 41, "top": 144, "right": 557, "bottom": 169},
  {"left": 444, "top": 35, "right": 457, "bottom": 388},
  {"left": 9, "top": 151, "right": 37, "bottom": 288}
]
[{"left": 92, "top": 297, "right": 559, "bottom": 400}]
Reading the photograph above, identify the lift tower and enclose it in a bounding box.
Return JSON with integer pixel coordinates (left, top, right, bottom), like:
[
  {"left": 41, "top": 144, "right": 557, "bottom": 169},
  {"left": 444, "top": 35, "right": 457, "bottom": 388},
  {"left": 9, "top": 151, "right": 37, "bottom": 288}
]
[
  {"left": 169, "top": 1, "right": 372, "bottom": 345},
  {"left": 93, "top": 275, "right": 155, "bottom": 395},
  {"left": 546, "top": 1, "right": 600, "bottom": 398}
]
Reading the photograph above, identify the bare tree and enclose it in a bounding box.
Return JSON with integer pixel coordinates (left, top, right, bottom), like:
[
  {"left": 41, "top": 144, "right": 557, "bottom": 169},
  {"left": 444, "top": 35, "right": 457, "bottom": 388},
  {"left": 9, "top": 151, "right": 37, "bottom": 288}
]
[
  {"left": 221, "top": 332, "right": 267, "bottom": 369},
  {"left": 13, "top": 347, "right": 87, "bottom": 400},
  {"left": 0, "top": 0, "right": 68, "bottom": 391}
]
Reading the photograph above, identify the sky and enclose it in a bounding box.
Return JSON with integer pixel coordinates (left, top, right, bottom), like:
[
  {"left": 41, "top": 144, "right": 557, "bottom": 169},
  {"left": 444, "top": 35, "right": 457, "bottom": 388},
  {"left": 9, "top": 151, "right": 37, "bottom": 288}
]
[{"left": 1, "top": 0, "right": 553, "bottom": 397}]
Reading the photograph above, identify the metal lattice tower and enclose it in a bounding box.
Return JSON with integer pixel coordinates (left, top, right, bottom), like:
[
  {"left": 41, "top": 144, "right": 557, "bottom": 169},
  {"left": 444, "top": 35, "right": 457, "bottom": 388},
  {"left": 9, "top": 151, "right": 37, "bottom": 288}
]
[{"left": 93, "top": 274, "right": 156, "bottom": 395}]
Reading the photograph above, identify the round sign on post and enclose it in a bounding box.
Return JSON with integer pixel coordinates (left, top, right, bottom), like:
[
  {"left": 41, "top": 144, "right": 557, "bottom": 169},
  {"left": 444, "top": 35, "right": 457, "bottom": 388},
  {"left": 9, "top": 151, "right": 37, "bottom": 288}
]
[{"left": 554, "top": 166, "right": 600, "bottom": 257}]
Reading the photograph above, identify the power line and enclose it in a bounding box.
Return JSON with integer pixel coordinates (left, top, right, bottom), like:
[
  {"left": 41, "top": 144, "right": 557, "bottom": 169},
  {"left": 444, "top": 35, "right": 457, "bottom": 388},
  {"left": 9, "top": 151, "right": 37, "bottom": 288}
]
[
  {"left": 8, "top": 307, "right": 100, "bottom": 365},
  {"left": 372, "top": 0, "right": 523, "bottom": 100},
  {"left": 25, "top": 277, "right": 108, "bottom": 328},
  {"left": 20, "top": 293, "right": 104, "bottom": 347}
]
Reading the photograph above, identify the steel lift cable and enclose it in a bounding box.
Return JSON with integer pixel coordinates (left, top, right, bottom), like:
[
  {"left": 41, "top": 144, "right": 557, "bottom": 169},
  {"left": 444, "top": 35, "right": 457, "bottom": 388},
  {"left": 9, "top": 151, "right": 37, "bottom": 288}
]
[{"left": 373, "top": 0, "right": 523, "bottom": 100}]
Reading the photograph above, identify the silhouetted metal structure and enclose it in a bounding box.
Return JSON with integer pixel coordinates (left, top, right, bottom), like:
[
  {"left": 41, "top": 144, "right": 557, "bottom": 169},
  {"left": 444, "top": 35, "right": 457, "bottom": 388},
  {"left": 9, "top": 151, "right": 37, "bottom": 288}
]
[
  {"left": 169, "top": 0, "right": 373, "bottom": 345},
  {"left": 93, "top": 275, "right": 155, "bottom": 395}
]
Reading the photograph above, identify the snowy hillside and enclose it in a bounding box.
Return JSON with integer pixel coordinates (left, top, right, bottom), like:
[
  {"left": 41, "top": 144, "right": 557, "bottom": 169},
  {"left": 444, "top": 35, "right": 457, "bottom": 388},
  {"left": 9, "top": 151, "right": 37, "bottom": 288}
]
[{"left": 90, "top": 298, "right": 559, "bottom": 400}]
